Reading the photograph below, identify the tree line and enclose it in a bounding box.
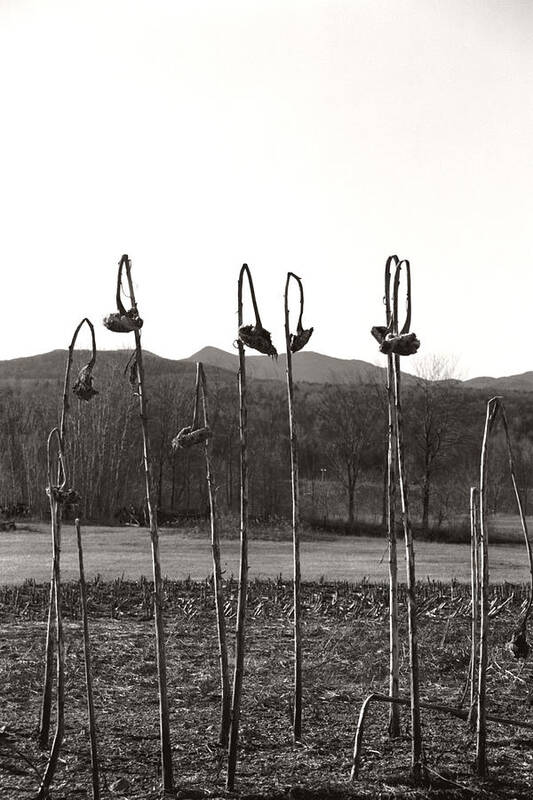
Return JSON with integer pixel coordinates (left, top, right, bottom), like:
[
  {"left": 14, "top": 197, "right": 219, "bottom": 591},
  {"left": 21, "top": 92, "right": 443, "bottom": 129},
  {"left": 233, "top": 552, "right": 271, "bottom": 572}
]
[{"left": 1, "top": 354, "right": 532, "bottom": 535}]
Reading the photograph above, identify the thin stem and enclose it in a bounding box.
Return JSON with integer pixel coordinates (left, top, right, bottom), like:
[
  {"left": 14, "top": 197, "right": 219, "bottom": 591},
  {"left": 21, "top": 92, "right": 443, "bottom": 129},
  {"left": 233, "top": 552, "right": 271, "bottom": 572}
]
[
  {"left": 284, "top": 272, "right": 303, "bottom": 742},
  {"left": 122, "top": 256, "right": 174, "bottom": 795},
  {"left": 227, "top": 266, "right": 250, "bottom": 790},
  {"left": 350, "top": 693, "right": 376, "bottom": 780},
  {"left": 198, "top": 363, "right": 230, "bottom": 747},
  {"left": 40, "top": 318, "right": 97, "bottom": 746},
  {"left": 392, "top": 352, "right": 423, "bottom": 782},
  {"left": 399, "top": 259, "right": 412, "bottom": 334},
  {"left": 384, "top": 255, "right": 400, "bottom": 739},
  {"left": 60, "top": 318, "right": 97, "bottom": 443},
  {"left": 238, "top": 263, "right": 263, "bottom": 328},
  {"left": 391, "top": 258, "right": 423, "bottom": 782},
  {"left": 476, "top": 396, "right": 500, "bottom": 778},
  {"left": 465, "top": 487, "right": 479, "bottom": 723},
  {"left": 38, "top": 586, "right": 55, "bottom": 749},
  {"left": 287, "top": 271, "right": 305, "bottom": 333},
  {"left": 115, "top": 255, "right": 129, "bottom": 315},
  {"left": 392, "top": 259, "right": 412, "bottom": 335},
  {"left": 191, "top": 364, "right": 201, "bottom": 431},
  {"left": 386, "top": 352, "right": 400, "bottom": 737},
  {"left": 384, "top": 254, "right": 399, "bottom": 333},
  {"left": 75, "top": 518, "right": 100, "bottom": 800},
  {"left": 37, "top": 430, "right": 66, "bottom": 798}
]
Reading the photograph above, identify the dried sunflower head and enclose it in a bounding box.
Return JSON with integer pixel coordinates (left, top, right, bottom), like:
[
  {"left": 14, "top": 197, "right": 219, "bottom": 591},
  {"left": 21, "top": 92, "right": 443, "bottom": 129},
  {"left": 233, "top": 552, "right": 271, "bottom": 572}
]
[
  {"left": 72, "top": 364, "right": 98, "bottom": 401},
  {"left": 238, "top": 324, "right": 277, "bottom": 357},
  {"left": 290, "top": 324, "right": 314, "bottom": 354},
  {"left": 172, "top": 425, "right": 211, "bottom": 450},
  {"left": 378, "top": 331, "right": 420, "bottom": 357},
  {"left": 507, "top": 627, "right": 529, "bottom": 660},
  {"left": 46, "top": 486, "right": 81, "bottom": 505},
  {"left": 103, "top": 311, "right": 143, "bottom": 333}
]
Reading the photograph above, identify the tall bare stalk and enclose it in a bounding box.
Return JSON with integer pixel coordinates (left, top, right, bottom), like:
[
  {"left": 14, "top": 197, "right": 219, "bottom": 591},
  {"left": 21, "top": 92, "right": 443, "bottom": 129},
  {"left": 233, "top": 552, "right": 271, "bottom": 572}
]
[
  {"left": 390, "top": 261, "right": 423, "bottom": 782},
  {"left": 476, "top": 396, "right": 500, "bottom": 778},
  {"left": 197, "top": 363, "right": 230, "bottom": 747},
  {"left": 75, "top": 517, "right": 100, "bottom": 800},
  {"left": 40, "top": 318, "right": 97, "bottom": 748},
  {"left": 105, "top": 255, "right": 174, "bottom": 795},
  {"left": 284, "top": 272, "right": 313, "bottom": 742},
  {"left": 465, "top": 487, "right": 479, "bottom": 724},
  {"left": 227, "top": 275, "right": 249, "bottom": 791},
  {"left": 370, "top": 257, "right": 420, "bottom": 769},
  {"left": 227, "top": 264, "right": 276, "bottom": 790},
  {"left": 384, "top": 255, "right": 400, "bottom": 738},
  {"left": 37, "top": 430, "right": 68, "bottom": 798}
]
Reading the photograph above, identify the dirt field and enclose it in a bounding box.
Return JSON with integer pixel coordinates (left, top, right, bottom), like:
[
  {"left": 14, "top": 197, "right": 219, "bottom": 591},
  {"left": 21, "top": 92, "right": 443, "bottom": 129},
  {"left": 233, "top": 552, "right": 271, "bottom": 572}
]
[
  {"left": 1, "top": 578, "right": 533, "bottom": 799},
  {"left": 1, "top": 520, "right": 531, "bottom": 585}
]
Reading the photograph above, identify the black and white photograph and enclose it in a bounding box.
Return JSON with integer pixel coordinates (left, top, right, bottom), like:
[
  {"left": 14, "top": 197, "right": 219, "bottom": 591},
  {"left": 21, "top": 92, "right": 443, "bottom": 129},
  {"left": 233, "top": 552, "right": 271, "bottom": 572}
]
[{"left": 1, "top": 1, "right": 533, "bottom": 797}]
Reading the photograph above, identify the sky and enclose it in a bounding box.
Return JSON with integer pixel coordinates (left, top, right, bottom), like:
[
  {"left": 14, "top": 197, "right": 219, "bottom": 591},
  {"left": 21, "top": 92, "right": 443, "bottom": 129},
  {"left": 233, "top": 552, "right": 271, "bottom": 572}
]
[{"left": 1, "top": 0, "right": 532, "bottom": 379}]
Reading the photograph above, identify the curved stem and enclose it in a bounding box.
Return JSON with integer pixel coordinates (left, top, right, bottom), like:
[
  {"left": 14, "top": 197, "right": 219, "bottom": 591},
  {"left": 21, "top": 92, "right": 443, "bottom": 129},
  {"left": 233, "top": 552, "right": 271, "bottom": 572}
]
[
  {"left": 285, "top": 272, "right": 303, "bottom": 742},
  {"left": 399, "top": 259, "right": 412, "bottom": 334},
  {"left": 287, "top": 271, "right": 305, "bottom": 333},
  {"left": 351, "top": 691, "right": 533, "bottom": 782},
  {"left": 41, "top": 319, "right": 96, "bottom": 746},
  {"left": 391, "top": 259, "right": 412, "bottom": 335},
  {"left": 384, "top": 255, "right": 399, "bottom": 334},
  {"left": 59, "top": 318, "right": 96, "bottom": 476},
  {"left": 350, "top": 692, "right": 377, "bottom": 780},
  {"left": 115, "top": 254, "right": 130, "bottom": 315},
  {"left": 238, "top": 263, "right": 262, "bottom": 328}
]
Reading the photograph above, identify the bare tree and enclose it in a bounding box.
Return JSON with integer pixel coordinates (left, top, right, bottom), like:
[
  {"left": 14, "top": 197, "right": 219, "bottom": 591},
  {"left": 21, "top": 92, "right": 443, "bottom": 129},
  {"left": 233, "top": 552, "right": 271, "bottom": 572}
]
[
  {"left": 318, "top": 384, "right": 378, "bottom": 527},
  {"left": 411, "top": 354, "right": 461, "bottom": 536}
]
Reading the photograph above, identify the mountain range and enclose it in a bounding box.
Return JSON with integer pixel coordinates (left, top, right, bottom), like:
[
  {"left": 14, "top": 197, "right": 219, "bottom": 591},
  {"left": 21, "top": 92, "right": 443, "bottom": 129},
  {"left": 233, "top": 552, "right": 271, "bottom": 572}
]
[{"left": 0, "top": 345, "right": 532, "bottom": 392}]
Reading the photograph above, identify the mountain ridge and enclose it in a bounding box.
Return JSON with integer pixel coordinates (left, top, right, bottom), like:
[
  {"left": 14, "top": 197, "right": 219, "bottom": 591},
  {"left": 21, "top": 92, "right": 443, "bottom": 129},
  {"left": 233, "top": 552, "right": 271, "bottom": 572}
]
[{"left": 0, "top": 346, "right": 532, "bottom": 391}]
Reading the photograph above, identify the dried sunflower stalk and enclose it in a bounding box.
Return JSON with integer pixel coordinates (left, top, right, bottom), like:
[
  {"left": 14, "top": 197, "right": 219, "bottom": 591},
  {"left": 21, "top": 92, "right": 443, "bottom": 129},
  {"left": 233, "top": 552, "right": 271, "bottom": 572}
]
[{"left": 104, "top": 255, "right": 144, "bottom": 333}]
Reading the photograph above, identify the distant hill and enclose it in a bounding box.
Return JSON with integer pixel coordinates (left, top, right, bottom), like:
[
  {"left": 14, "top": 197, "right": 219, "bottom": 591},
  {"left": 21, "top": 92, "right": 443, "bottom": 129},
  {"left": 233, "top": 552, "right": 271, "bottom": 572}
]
[
  {"left": 1, "top": 346, "right": 532, "bottom": 392},
  {"left": 188, "top": 346, "right": 391, "bottom": 385},
  {"left": 0, "top": 349, "right": 233, "bottom": 387},
  {"left": 463, "top": 372, "right": 533, "bottom": 392}
]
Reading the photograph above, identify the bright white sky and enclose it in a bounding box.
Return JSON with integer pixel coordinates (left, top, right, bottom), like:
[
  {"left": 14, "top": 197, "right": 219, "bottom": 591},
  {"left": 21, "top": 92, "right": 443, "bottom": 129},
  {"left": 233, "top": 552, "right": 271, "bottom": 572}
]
[{"left": 1, "top": 0, "right": 532, "bottom": 378}]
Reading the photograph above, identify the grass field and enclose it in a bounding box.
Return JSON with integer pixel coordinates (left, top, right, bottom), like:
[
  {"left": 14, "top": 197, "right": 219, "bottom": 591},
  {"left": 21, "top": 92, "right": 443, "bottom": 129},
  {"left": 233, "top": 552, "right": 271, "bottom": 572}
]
[
  {"left": 1, "top": 578, "right": 533, "bottom": 799},
  {"left": 0, "top": 518, "right": 531, "bottom": 585}
]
